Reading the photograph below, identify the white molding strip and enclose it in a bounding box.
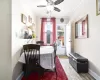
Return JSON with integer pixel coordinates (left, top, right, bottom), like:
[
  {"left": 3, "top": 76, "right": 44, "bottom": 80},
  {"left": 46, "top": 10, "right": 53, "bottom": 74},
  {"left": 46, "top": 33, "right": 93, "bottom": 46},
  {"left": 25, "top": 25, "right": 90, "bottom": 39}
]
[
  {"left": 16, "top": 72, "right": 24, "bottom": 80},
  {"left": 89, "top": 69, "right": 100, "bottom": 80}
]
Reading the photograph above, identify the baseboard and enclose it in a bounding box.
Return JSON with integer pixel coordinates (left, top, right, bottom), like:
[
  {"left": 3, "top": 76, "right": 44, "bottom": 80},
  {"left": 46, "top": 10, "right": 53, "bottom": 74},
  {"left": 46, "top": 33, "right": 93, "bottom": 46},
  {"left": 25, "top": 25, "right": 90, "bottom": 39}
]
[
  {"left": 89, "top": 69, "right": 100, "bottom": 80},
  {"left": 16, "top": 72, "right": 24, "bottom": 80}
]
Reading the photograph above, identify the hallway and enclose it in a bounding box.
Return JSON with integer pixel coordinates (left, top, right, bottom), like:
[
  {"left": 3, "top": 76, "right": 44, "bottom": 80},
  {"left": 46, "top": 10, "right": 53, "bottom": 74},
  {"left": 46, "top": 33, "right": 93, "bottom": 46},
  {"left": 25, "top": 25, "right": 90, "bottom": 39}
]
[{"left": 59, "top": 58, "right": 95, "bottom": 80}]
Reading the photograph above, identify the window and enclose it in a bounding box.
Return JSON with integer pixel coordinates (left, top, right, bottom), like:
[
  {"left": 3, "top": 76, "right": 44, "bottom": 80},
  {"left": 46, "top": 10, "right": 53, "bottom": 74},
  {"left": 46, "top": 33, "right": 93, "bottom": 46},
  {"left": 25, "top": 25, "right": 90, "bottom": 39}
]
[
  {"left": 41, "top": 18, "right": 56, "bottom": 45},
  {"left": 44, "top": 21, "right": 53, "bottom": 44}
]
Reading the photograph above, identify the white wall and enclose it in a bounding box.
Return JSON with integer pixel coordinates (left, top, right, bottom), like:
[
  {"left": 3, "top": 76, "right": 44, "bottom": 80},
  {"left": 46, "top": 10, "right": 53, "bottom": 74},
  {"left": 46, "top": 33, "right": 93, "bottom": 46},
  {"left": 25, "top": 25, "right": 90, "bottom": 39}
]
[
  {"left": 36, "top": 16, "right": 41, "bottom": 41},
  {"left": 12, "top": 0, "right": 36, "bottom": 79},
  {"left": 56, "top": 18, "right": 69, "bottom": 24},
  {"left": 71, "top": 0, "right": 100, "bottom": 77},
  {"left": 0, "top": 0, "right": 12, "bottom": 80}
]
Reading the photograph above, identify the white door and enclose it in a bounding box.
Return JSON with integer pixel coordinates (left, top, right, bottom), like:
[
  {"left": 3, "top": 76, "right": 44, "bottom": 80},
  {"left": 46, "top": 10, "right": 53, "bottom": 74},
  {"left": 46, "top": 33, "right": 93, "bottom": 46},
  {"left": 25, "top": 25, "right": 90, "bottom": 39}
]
[{"left": 66, "top": 22, "right": 71, "bottom": 56}]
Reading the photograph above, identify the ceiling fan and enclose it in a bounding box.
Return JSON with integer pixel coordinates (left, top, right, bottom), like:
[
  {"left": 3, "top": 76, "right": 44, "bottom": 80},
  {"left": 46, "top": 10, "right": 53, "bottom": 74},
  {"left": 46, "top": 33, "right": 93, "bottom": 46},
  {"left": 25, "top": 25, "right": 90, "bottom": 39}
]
[{"left": 37, "top": 0, "right": 64, "bottom": 12}]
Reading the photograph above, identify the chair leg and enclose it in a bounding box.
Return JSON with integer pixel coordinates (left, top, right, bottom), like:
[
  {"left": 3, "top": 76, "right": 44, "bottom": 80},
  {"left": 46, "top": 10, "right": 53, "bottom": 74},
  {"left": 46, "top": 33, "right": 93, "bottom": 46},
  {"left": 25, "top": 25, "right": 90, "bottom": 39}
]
[
  {"left": 56, "top": 71, "right": 57, "bottom": 80},
  {"left": 24, "top": 65, "right": 29, "bottom": 80},
  {"left": 24, "top": 70, "right": 28, "bottom": 80},
  {"left": 38, "top": 73, "right": 41, "bottom": 80},
  {"left": 55, "top": 67, "right": 57, "bottom": 80}
]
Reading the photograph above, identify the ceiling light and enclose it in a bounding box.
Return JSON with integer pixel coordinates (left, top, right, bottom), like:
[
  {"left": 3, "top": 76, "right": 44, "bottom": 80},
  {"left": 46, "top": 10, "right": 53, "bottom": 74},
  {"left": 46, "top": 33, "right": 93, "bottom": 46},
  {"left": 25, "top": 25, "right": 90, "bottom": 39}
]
[{"left": 46, "top": 5, "right": 54, "bottom": 11}]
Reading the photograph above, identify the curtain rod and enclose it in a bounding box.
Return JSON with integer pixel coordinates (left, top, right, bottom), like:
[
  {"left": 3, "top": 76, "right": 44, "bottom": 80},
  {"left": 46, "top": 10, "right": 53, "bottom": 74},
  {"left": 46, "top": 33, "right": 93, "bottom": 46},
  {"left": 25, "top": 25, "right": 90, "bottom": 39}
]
[{"left": 40, "top": 17, "right": 69, "bottom": 19}]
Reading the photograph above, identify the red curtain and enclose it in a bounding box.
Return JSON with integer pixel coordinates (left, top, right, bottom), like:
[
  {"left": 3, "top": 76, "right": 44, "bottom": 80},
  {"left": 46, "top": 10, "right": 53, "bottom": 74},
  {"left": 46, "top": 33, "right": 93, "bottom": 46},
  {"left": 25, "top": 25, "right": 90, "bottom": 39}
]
[
  {"left": 40, "top": 18, "right": 56, "bottom": 45},
  {"left": 51, "top": 18, "right": 56, "bottom": 44},
  {"left": 40, "top": 18, "right": 47, "bottom": 41}
]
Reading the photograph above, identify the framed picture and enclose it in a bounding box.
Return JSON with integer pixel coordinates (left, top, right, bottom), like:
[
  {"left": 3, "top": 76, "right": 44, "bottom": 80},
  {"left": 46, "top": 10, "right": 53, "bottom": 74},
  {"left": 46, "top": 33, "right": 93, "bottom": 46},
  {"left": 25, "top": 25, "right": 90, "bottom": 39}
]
[
  {"left": 75, "top": 15, "right": 88, "bottom": 39},
  {"left": 96, "top": 0, "right": 100, "bottom": 15},
  {"left": 28, "top": 16, "right": 32, "bottom": 23},
  {"left": 21, "top": 14, "right": 27, "bottom": 24}
]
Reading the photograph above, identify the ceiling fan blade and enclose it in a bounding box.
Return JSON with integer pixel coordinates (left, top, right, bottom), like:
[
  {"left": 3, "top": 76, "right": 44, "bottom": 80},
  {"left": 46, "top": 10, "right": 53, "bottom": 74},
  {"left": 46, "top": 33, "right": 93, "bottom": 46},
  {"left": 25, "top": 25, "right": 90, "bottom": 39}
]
[
  {"left": 37, "top": 5, "right": 46, "bottom": 7},
  {"left": 46, "top": 0, "right": 52, "bottom": 3},
  {"left": 54, "top": 0, "right": 64, "bottom": 5},
  {"left": 54, "top": 7, "right": 61, "bottom": 12}
]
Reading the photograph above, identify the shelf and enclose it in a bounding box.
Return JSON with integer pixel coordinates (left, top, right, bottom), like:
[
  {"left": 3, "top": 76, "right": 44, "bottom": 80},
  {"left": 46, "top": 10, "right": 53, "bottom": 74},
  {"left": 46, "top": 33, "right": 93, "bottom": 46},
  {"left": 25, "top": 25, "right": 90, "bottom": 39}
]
[{"left": 57, "top": 30, "right": 64, "bottom": 32}]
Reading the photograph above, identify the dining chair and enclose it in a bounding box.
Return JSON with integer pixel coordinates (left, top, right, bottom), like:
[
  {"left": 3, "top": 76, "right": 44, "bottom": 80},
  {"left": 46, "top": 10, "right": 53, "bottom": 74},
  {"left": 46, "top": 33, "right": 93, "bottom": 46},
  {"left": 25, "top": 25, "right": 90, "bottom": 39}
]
[
  {"left": 36, "top": 41, "right": 44, "bottom": 45},
  {"left": 23, "top": 44, "right": 44, "bottom": 80}
]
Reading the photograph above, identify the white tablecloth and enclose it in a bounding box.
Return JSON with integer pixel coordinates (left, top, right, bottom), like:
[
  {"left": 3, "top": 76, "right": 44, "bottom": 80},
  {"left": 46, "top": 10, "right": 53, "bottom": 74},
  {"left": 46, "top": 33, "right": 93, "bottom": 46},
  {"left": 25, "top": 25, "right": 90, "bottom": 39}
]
[{"left": 19, "top": 46, "right": 55, "bottom": 70}]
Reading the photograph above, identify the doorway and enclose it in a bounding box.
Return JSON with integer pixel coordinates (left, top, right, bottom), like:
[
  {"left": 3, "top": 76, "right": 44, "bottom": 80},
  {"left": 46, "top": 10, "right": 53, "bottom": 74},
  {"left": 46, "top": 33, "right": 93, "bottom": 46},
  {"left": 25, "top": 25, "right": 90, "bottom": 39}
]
[
  {"left": 56, "top": 24, "right": 66, "bottom": 55},
  {"left": 56, "top": 23, "right": 72, "bottom": 56}
]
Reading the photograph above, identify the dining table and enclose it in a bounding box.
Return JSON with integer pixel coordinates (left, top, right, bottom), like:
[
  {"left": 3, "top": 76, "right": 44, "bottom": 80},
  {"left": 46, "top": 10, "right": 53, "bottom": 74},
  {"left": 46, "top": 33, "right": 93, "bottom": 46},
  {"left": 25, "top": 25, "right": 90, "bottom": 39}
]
[{"left": 18, "top": 46, "right": 55, "bottom": 70}]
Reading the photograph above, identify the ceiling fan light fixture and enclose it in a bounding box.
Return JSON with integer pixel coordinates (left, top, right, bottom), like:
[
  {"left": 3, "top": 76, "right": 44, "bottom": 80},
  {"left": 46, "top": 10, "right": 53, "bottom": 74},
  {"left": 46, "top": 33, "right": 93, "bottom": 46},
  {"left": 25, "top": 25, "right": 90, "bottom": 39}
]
[
  {"left": 37, "top": 0, "right": 64, "bottom": 12},
  {"left": 46, "top": 5, "right": 54, "bottom": 11}
]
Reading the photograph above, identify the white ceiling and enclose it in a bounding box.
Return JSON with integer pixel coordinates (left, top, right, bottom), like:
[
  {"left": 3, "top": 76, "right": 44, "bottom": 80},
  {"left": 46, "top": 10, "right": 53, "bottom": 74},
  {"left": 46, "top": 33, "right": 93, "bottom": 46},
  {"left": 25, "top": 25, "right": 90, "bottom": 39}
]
[{"left": 21, "top": 0, "right": 84, "bottom": 18}]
